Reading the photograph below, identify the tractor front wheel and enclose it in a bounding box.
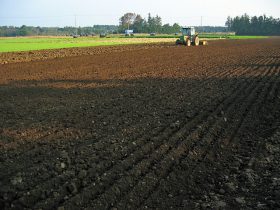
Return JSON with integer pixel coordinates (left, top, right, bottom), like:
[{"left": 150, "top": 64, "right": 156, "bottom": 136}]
[
  {"left": 186, "top": 39, "right": 191, "bottom": 47},
  {"left": 194, "top": 36, "right": 199, "bottom": 46}
]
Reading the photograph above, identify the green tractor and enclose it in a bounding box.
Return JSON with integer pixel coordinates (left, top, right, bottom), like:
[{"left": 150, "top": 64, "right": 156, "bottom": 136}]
[{"left": 176, "top": 27, "right": 200, "bottom": 46}]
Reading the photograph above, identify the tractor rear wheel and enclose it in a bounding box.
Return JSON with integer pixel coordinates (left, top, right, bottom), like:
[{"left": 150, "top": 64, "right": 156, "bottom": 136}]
[{"left": 194, "top": 36, "right": 199, "bottom": 46}]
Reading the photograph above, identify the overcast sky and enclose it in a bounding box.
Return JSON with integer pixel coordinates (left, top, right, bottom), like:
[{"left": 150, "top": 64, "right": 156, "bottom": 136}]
[{"left": 0, "top": 0, "right": 279, "bottom": 27}]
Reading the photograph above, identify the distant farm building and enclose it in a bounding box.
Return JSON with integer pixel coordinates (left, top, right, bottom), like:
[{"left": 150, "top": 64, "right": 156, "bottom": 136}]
[{"left": 125, "top": 29, "right": 134, "bottom": 36}]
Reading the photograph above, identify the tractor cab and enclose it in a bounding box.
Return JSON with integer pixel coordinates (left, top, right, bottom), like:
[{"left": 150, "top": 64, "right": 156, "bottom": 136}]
[{"left": 182, "top": 27, "right": 196, "bottom": 36}]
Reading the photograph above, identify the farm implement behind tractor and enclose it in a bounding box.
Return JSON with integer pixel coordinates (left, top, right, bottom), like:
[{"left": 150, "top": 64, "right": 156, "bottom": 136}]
[{"left": 176, "top": 27, "right": 208, "bottom": 46}]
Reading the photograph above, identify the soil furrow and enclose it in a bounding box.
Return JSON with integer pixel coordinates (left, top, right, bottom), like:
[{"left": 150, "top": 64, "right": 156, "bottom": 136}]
[
  {"left": 62, "top": 67, "right": 269, "bottom": 209},
  {"left": 10, "top": 63, "right": 255, "bottom": 208},
  {"left": 116, "top": 66, "right": 275, "bottom": 209}
]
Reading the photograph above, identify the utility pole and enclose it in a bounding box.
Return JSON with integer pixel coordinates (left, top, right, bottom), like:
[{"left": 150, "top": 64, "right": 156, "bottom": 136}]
[
  {"left": 200, "top": 16, "right": 203, "bottom": 33},
  {"left": 75, "top": 15, "right": 77, "bottom": 35}
]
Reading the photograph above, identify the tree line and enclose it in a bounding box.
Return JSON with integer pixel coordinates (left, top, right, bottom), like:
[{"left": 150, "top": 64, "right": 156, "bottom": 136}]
[
  {"left": 226, "top": 14, "right": 280, "bottom": 35},
  {"left": 118, "top": 13, "right": 233, "bottom": 34},
  {"left": 0, "top": 25, "right": 118, "bottom": 37},
  {"left": 119, "top": 13, "right": 181, "bottom": 34}
]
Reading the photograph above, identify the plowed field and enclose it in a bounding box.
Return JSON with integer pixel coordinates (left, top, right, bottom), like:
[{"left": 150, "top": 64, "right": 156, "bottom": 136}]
[{"left": 0, "top": 38, "right": 280, "bottom": 209}]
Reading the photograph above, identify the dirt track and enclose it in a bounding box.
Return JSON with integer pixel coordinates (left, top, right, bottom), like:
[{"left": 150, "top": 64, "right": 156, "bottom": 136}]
[{"left": 0, "top": 39, "right": 280, "bottom": 209}]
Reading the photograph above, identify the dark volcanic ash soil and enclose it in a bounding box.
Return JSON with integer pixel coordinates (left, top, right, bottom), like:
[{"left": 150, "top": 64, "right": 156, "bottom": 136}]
[{"left": 0, "top": 39, "right": 280, "bottom": 209}]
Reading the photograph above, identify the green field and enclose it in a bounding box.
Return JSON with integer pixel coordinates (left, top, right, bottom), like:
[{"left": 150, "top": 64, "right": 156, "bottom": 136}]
[
  {"left": 0, "top": 35, "right": 268, "bottom": 53},
  {"left": 0, "top": 37, "right": 163, "bottom": 52}
]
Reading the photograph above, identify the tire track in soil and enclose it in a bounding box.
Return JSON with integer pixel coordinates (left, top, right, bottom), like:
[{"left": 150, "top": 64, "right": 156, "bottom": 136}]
[
  {"left": 220, "top": 59, "right": 280, "bottom": 168},
  {"left": 222, "top": 59, "right": 279, "bottom": 148},
  {"left": 57, "top": 64, "right": 271, "bottom": 209},
  {"left": 188, "top": 65, "right": 279, "bottom": 182},
  {"left": 235, "top": 66, "right": 280, "bottom": 207},
  {"left": 14, "top": 62, "right": 251, "bottom": 209},
  {"left": 211, "top": 65, "right": 280, "bottom": 164},
  {"left": 190, "top": 63, "right": 280, "bottom": 209},
  {"left": 111, "top": 61, "right": 275, "bottom": 209},
  {"left": 188, "top": 56, "right": 279, "bottom": 167},
  {"left": 137, "top": 57, "right": 279, "bottom": 209}
]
